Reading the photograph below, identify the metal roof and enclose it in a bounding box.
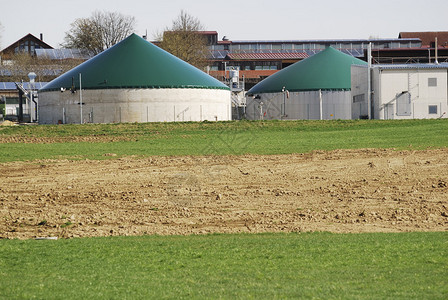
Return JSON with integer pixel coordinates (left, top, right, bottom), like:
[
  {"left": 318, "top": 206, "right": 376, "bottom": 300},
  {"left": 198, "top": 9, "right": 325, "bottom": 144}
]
[
  {"left": 248, "top": 47, "right": 367, "bottom": 94},
  {"left": 40, "top": 34, "right": 229, "bottom": 92},
  {"left": 374, "top": 63, "right": 448, "bottom": 70}
]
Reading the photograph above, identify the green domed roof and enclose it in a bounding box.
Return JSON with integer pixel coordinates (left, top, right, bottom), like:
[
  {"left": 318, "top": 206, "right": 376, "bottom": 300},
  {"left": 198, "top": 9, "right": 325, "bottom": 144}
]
[
  {"left": 248, "top": 47, "right": 366, "bottom": 94},
  {"left": 40, "top": 33, "right": 229, "bottom": 92}
]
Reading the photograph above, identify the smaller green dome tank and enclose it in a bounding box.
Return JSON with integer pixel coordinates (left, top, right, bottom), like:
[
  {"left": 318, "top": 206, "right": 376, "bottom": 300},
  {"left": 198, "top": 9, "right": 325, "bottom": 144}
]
[{"left": 248, "top": 47, "right": 366, "bottom": 94}]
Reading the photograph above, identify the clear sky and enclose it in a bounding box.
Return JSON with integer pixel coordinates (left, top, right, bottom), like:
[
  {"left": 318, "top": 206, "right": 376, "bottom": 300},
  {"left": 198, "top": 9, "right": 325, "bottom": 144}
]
[{"left": 1, "top": 0, "right": 447, "bottom": 49}]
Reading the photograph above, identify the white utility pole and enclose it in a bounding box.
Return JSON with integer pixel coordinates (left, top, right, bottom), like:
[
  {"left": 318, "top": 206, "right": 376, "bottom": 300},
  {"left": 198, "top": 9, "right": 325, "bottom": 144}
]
[{"left": 79, "top": 73, "right": 83, "bottom": 124}]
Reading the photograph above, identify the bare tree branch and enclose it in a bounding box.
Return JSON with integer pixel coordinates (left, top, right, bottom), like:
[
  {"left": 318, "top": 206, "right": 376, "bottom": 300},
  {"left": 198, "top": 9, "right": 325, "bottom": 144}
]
[
  {"left": 63, "top": 11, "right": 136, "bottom": 55},
  {"left": 159, "top": 10, "right": 208, "bottom": 70},
  {"left": 0, "top": 52, "right": 84, "bottom": 82}
]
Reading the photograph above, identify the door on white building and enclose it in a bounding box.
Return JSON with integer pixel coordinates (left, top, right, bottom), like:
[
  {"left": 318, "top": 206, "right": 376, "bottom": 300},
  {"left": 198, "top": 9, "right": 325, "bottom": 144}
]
[{"left": 384, "top": 104, "right": 394, "bottom": 119}]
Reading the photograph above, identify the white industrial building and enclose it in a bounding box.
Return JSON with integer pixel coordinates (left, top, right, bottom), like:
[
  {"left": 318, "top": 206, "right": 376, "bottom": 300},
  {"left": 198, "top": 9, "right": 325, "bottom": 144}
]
[
  {"left": 370, "top": 64, "right": 448, "bottom": 119},
  {"left": 38, "top": 34, "right": 231, "bottom": 124}
]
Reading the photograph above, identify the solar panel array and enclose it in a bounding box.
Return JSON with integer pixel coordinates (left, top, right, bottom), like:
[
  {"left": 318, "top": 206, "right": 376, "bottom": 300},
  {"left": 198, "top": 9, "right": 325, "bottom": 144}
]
[
  {"left": 0, "top": 69, "right": 12, "bottom": 76},
  {"left": 208, "top": 48, "right": 364, "bottom": 60},
  {"left": 0, "top": 82, "right": 48, "bottom": 90},
  {"left": 35, "top": 48, "right": 93, "bottom": 60}
]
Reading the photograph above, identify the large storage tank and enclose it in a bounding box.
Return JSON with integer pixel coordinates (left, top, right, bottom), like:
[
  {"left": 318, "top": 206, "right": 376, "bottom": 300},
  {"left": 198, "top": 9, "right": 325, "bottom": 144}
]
[
  {"left": 246, "top": 47, "right": 367, "bottom": 120},
  {"left": 38, "top": 34, "right": 231, "bottom": 124}
]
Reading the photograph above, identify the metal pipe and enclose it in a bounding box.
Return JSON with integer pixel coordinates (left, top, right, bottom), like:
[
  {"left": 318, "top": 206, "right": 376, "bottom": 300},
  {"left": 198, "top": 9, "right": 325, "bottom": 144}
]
[
  {"left": 282, "top": 86, "right": 286, "bottom": 119},
  {"left": 18, "top": 88, "right": 23, "bottom": 122},
  {"left": 435, "top": 37, "right": 439, "bottom": 64}
]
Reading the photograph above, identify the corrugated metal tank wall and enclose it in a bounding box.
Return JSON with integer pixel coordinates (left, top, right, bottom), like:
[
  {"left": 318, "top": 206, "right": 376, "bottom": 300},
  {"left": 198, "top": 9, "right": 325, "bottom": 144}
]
[
  {"left": 38, "top": 88, "right": 231, "bottom": 124},
  {"left": 245, "top": 91, "right": 352, "bottom": 120},
  {"left": 350, "top": 65, "right": 369, "bottom": 119}
]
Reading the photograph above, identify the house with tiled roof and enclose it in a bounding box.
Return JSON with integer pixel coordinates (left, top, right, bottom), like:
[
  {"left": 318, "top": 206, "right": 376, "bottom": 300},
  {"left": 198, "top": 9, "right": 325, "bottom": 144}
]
[{"left": 0, "top": 33, "right": 53, "bottom": 60}]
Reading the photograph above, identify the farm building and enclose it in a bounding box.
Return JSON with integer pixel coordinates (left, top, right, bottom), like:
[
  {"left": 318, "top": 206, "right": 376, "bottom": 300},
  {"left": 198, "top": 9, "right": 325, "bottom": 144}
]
[
  {"left": 245, "top": 47, "right": 367, "bottom": 120},
  {"left": 38, "top": 34, "right": 231, "bottom": 124},
  {"left": 369, "top": 64, "right": 448, "bottom": 119}
]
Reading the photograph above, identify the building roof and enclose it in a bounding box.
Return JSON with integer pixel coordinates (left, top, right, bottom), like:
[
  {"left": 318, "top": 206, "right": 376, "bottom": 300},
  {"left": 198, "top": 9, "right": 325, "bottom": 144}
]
[
  {"left": 40, "top": 34, "right": 229, "bottom": 92},
  {"left": 247, "top": 47, "right": 367, "bottom": 94},
  {"left": 227, "top": 52, "right": 309, "bottom": 60},
  {"left": 398, "top": 32, "right": 448, "bottom": 47},
  {"left": 374, "top": 63, "right": 448, "bottom": 70},
  {"left": 0, "top": 33, "right": 53, "bottom": 54}
]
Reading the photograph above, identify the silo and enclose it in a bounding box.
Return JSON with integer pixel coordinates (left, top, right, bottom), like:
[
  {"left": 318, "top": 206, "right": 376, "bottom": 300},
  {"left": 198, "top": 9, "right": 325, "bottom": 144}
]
[
  {"left": 246, "top": 47, "right": 367, "bottom": 120},
  {"left": 38, "top": 34, "right": 231, "bottom": 124}
]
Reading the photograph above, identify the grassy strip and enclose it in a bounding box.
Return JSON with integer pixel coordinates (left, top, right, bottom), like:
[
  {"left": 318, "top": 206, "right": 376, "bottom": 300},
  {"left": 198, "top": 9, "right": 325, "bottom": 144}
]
[
  {"left": 0, "top": 232, "right": 446, "bottom": 299},
  {"left": 0, "top": 119, "right": 447, "bottom": 162}
]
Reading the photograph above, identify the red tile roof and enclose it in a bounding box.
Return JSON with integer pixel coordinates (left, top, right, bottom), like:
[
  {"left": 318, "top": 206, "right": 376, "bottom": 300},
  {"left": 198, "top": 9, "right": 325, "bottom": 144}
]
[
  {"left": 399, "top": 32, "right": 448, "bottom": 47},
  {"left": 227, "top": 52, "right": 309, "bottom": 60}
]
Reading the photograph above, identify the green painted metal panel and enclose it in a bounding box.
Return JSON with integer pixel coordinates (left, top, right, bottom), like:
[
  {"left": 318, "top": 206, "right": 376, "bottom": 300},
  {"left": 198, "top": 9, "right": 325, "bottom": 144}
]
[
  {"left": 40, "top": 34, "right": 229, "bottom": 92},
  {"left": 248, "top": 47, "right": 367, "bottom": 94}
]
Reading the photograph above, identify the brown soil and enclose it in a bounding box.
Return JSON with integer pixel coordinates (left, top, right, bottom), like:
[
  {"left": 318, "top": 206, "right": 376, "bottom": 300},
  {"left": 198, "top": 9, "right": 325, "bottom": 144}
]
[
  {"left": 1, "top": 148, "right": 447, "bottom": 239},
  {"left": 0, "top": 135, "right": 136, "bottom": 144}
]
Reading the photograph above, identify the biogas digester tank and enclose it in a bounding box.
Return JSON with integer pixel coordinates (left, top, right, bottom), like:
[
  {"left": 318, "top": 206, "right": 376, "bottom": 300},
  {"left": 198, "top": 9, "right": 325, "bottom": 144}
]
[{"left": 39, "top": 34, "right": 231, "bottom": 124}]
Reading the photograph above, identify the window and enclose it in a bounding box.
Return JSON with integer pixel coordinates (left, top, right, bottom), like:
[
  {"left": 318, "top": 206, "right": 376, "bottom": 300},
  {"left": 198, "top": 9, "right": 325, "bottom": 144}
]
[
  {"left": 244, "top": 66, "right": 251, "bottom": 70},
  {"left": 428, "top": 78, "right": 437, "bottom": 87},
  {"left": 390, "top": 42, "right": 400, "bottom": 48},
  {"left": 272, "top": 44, "right": 282, "bottom": 50},
  {"left": 240, "top": 44, "right": 250, "bottom": 50},
  {"left": 283, "top": 44, "right": 293, "bottom": 50},
  {"left": 429, "top": 105, "right": 438, "bottom": 114},
  {"left": 259, "top": 44, "right": 271, "bottom": 50},
  {"left": 353, "top": 94, "right": 364, "bottom": 103}
]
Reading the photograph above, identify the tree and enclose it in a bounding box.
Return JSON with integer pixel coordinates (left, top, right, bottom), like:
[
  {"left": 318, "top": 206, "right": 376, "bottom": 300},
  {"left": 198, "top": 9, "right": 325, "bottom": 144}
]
[
  {"left": 159, "top": 10, "right": 208, "bottom": 69},
  {"left": 63, "top": 11, "right": 136, "bottom": 55},
  {"left": 0, "top": 52, "right": 84, "bottom": 82}
]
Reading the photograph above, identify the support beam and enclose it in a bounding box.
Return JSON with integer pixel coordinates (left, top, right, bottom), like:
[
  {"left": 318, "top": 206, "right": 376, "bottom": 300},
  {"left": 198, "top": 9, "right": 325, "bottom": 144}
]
[{"left": 18, "top": 88, "right": 23, "bottom": 122}]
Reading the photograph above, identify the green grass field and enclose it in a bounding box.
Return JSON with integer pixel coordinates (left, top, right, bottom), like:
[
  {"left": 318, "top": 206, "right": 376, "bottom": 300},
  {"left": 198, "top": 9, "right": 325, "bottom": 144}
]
[
  {"left": 1, "top": 119, "right": 447, "bottom": 298},
  {"left": 1, "top": 232, "right": 447, "bottom": 299},
  {"left": 0, "top": 119, "right": 447, "bottom": 162}
]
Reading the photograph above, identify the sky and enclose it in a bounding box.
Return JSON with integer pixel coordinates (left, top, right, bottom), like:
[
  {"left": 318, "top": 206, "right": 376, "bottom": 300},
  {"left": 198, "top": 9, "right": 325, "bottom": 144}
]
[{"left": 1, "top": 0, "right": 447, "bottom": 49}]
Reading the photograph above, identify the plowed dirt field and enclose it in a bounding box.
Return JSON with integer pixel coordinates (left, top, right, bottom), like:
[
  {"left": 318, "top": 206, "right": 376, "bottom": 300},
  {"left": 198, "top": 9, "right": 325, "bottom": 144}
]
[{"left": 1, "top": 148, "right": 447, "bottom": 239}]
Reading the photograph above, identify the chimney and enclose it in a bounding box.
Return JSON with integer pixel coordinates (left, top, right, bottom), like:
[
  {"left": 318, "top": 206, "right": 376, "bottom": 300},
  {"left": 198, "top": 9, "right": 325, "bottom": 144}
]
[{"left": 40, "top": 33, "right": 43, "bottom": 41}]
